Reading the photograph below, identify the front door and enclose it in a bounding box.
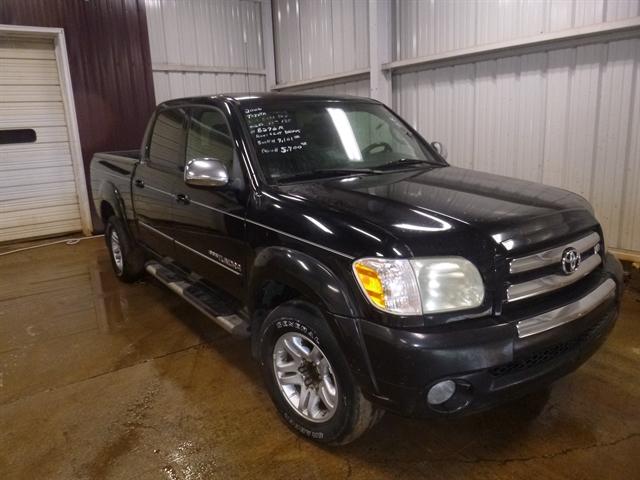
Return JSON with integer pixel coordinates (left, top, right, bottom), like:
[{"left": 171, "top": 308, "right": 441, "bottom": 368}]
[
  {"left": 132, "top": 107, "right": 187, "bottom": 258},
  {"left": 172, "top": 107, "right": 248, "bottom": 299}
]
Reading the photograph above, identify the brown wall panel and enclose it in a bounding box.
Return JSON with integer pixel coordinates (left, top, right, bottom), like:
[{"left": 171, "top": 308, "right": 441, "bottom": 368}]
[{"left": 0, "top": 0, "right": 156, "bottom": 229}]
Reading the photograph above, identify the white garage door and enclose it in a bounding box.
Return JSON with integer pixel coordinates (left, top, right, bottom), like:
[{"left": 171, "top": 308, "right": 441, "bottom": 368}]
[{"left": 0, "top": 35, "right": 83, "bottom": 243}]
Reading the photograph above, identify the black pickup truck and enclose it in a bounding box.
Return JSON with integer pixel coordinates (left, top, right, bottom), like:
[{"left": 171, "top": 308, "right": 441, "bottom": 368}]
[{"left": 90, "top": 93, "right": 623, "bottom": 445}]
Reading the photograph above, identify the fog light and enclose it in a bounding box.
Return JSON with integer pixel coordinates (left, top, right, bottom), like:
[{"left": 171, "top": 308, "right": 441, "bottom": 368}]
[{"left": 427, "top": 380, "right": 456, "bottom": 405}]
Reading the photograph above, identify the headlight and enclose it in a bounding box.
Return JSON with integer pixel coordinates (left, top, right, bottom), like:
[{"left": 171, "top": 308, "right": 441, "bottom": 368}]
[
  {"left": 353, "top": 257, "right": 484, "bottom": 315},
  {"left": 410, "top": 257, "right": 484, "bottom": 313}
]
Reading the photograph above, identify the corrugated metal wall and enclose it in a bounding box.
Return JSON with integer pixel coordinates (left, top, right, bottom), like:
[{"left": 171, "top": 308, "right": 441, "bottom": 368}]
[
  {"left": 393, "top": 38, "right": 640, "bottom": 251},
  {"left": 392, "top": 1, "right": 640, "bottom": 252},
  {"left": 395, "top": 0, "right": 640, "bottom": 60},
  {"left": 272, "top": 0, "right": 369, "bottom": 84},
  {"left": 145, "top": 0, "right": 267, "bottom": 103}
]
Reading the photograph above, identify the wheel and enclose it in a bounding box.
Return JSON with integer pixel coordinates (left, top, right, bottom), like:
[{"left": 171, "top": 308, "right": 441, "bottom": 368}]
[
  {"left": 258, "top": 300, "right": 383, "bottom": 445},
  {"left": 105, "top": 216, "right": 145, "bottom": 282}
]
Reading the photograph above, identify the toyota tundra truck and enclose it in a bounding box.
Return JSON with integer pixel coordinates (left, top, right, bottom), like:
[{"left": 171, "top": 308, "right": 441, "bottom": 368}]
[{"left": 90, "top": 93, "right": 624, "bottom": 445}]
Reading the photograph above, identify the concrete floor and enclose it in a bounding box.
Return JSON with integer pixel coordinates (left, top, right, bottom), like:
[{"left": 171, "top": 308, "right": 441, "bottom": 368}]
[{"left": 1, "top": 237, "right": 639, "bottom": 480}]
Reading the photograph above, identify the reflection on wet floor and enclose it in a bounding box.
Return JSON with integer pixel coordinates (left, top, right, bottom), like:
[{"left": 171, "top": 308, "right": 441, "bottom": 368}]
[{"left": 1, "top": 238, "right": 639, "bottom": 479}]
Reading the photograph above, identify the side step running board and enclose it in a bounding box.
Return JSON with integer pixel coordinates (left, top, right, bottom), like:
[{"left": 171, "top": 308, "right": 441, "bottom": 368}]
[{"left": 145, "top": 260, "right": 250, "bottom": 337}]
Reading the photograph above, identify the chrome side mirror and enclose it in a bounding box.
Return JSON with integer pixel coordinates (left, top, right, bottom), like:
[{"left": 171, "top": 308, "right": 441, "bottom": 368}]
[
  {"left": 431, "top": 141, "right": 448, "bottom": 160},
  {"left": 184, "top": 158, "right": 228, "bottom": 187}
]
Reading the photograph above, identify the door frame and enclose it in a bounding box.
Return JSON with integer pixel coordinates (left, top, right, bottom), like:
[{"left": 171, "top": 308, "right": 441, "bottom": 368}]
[{"left": 0, "top": 23, "right": 92, "bottom": 235}]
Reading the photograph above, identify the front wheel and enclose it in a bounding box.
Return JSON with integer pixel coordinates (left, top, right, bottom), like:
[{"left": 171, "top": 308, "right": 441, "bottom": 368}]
[{"left": 258, "top": 300, "right": 383, "bottom": 445}]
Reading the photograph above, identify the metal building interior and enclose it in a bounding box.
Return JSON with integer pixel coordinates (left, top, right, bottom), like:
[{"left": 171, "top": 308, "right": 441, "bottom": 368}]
[{"left": 1, "top": 1, "right": 639, "bottom": 478}]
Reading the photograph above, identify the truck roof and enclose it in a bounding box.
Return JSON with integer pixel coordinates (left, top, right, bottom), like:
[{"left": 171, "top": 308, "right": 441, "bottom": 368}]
[{"left": 159, "top": 92, "right": 381, "bottom": 109}]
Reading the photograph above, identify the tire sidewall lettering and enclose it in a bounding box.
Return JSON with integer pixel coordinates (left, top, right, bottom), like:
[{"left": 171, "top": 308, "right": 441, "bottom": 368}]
[
  {"left": 260, "top": 304, "right": 363, "bottom": 444},
  {"left": 274, "top": 318, "right": 320, "bottom": 345},
  {"left": 283, "top": 412, "right": 324, "bottom": 439}
]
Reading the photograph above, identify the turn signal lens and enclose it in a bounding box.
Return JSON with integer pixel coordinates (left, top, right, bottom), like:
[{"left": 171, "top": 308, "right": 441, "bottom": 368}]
[
  {"left": 353, "top": 263, "right": 386, "bottom": 308},
  {"left": 352, "top": 259, "right": 422, "bottom": 315}
]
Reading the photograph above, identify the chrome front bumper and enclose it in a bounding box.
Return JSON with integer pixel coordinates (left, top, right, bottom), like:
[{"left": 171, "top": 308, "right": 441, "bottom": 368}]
[{"left": 516, "top": 278, "right": 617, "bottom": 338}]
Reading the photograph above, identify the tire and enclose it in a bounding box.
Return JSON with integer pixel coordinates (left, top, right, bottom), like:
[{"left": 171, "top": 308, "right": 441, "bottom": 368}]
[
  {"left": 258, "top": 300, "right": 383, "bottom": 445},
  {"left": 105, "top": 215, "right": 145, "bottom": 283}
]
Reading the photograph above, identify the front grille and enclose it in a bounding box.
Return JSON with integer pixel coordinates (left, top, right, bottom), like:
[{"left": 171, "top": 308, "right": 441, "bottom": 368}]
[
  {"left": 505, "top": 231, "right": 602, "bottom": 303},
  {"left": 489, "top": 314, "right": 610, "bottom": 377}
]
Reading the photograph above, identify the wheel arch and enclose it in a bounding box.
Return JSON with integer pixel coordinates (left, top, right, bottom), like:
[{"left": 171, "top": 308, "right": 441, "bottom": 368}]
[
  {"left": 247, "top": 247, "right": 360, "bottom": 356},
  {"left": 97, "top": 180, "right": 131, "bottom": 235}
]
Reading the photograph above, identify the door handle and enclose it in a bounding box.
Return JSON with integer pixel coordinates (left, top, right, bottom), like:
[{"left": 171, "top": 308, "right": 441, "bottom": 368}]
[
  {"left": 175, "top": 193, "right": 190, "bottom": 205},
  {"left": 134, "top": 178, "right": 145, "bottom": 188}
]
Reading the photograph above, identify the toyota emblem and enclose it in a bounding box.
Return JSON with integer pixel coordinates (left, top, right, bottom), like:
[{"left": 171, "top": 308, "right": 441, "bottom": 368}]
[{"left": 561, "top": 247, "right": 581, "bottom": 275}]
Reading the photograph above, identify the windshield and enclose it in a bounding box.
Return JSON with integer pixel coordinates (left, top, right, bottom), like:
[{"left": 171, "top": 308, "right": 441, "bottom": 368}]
[{"left": 242, "top": 101, "right": 445, "bottom": 183}]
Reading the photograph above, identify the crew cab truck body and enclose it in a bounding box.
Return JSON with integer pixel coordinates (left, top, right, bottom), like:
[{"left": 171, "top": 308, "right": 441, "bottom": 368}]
[{"left": 91, "top": 93, "right": 624, "bottom": 444}]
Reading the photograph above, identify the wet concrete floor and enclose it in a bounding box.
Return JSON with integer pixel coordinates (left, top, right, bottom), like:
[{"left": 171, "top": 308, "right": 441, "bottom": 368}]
[{"left": 1, "top": 237, "right": 639, "bottom": 479}]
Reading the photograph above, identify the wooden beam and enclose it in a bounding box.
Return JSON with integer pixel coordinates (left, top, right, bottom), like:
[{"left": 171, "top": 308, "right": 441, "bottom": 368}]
[{"left": 609, "top": 248, "right": 640, "bottom": 264}]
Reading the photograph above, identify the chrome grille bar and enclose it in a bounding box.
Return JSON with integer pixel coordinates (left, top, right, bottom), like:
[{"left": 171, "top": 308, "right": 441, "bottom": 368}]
[
  {"left": 516, "top": 278, "right": 616, "bottom": 338},
  {"left": 509, "top": 232, "right": 600, "bottom": 274},
  {"left": 507, "top": 253, "right": 602, "bottom": 302}
]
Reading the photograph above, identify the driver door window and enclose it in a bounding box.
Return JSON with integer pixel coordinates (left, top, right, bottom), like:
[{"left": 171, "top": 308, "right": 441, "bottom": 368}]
[{"left": 185, "top": 108, "right": 233, "bottom": 168}]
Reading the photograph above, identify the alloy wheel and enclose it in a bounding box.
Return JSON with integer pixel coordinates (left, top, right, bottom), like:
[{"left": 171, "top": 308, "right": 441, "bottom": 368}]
[
  {"left": 272, "top": 332, "right": 339, "bottom": 423},
  {"left": 110, "top": 230, "right": 124, "bottom": 274}
]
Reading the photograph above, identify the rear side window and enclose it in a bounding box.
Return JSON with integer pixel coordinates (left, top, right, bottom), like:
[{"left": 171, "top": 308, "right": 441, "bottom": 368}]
[
  {"left": 148, "top": 108, "right": 187, "bottom": 171},
  {"left": 186, "top": 108, "right": 233, "bottom": 169}
]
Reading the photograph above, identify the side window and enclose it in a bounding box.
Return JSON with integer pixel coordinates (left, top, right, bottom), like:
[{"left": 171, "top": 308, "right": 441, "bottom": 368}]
[
  {"left": 148, "top": 108, "right": 187, "bottom": 171},
  {"left": 186, "top": 108, "right": 234, "bottom": 169}
]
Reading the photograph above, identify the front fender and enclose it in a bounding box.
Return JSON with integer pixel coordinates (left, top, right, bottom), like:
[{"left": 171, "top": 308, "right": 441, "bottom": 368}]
[
  {"left": 247, "top": 247, "right": 379, "bottom": 393},
  {"left": 248, "top": 246, "right": 358, "bottom": 318}
]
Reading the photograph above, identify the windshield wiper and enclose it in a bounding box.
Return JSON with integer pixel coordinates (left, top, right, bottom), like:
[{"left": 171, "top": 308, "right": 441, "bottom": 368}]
[
  {"left": 373, "top": 158, "right": 436, "bottom": 170},
  {"left": 275, "top": 167, "right": 379, "bottom": 184}
]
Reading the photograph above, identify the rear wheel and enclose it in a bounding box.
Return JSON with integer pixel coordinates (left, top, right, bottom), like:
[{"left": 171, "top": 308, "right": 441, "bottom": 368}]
[
  {"left": 258, "top": 300, "right": 383, "bottom": 445},
  {"left": 105, "top": 216, "right": 145, "bottom": 282}
]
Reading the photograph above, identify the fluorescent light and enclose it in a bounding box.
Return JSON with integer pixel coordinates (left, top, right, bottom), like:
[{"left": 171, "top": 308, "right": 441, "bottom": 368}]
[{"left": 327, "top": 107, "right": 362, "bottom": 161}]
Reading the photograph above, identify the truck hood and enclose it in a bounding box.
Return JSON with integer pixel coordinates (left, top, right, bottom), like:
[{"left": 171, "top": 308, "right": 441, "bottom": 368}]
[{"left": 271, "top": 166, "right": 598, "bottom": 258}]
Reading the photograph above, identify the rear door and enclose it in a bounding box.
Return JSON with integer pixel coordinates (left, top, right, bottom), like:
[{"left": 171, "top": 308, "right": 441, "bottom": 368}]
[
  {"left": 172, "top": 106, "right": 248, "bottom": 299},
  {"left": 132, "top": 107, "right": 187, "bottom": 257}
]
